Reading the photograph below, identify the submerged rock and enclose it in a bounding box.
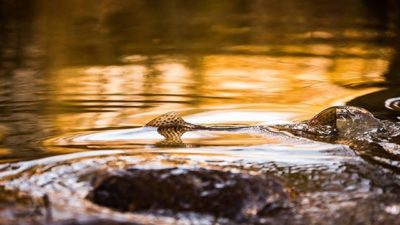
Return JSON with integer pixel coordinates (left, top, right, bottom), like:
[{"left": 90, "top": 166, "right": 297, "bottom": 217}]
[{"left": 87, "top": 168, "right": 293, "bottom": 221}]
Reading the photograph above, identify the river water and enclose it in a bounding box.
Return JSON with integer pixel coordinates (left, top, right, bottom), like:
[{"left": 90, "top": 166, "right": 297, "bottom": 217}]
[{"left": 1, "top": 1, "right": 400, "bottom": 224}]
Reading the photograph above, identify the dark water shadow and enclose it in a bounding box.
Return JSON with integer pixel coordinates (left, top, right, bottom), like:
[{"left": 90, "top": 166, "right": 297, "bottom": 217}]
[{"left": 347, "top": 0, "right": 400, "bottom": 120}]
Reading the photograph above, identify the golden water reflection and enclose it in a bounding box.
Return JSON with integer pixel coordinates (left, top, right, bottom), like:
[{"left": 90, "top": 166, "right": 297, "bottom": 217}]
[{"left": 49, "top": 53, "right": 386, "bottom": 131}]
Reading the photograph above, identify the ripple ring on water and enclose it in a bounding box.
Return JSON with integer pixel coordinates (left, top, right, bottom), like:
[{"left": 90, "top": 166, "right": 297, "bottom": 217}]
[{"left": 385, "top": 97, "right": 400, "bottom": 111}]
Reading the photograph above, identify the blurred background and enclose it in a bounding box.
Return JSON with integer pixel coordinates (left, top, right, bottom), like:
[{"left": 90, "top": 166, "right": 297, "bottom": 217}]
[{"left": 1, "top": 0, "right": 400, "bottom": 161}]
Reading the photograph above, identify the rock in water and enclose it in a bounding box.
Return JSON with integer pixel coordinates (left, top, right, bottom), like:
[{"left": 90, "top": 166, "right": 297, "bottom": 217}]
[{"left": 87, "top": 168, "right": 293, "bottom": 221}]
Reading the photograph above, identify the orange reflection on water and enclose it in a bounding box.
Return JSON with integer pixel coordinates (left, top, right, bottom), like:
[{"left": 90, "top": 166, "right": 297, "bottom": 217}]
[
  {"left": 46, "top": 50, "right": 387, "bottom": 133},
  {"left": 201, "top": 54, "right": 383, "bottom": 108}
]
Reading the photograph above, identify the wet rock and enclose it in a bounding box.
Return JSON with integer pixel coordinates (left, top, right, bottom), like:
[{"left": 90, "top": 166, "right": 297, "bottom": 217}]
[
  {"left": 299, "top": 193, "right": 400, "bottom": 225},
  {"left": 0, "top": 187, "right": 49, "bottom": 225},
  {"left": 331, "top": 196, "right": 400, "bottom": 225},
  {"left": 50, "top": 218, "right": 141, "bottom": 225},
  {"left": 87, "top": 168, "right": 293, "bottom": 221}
]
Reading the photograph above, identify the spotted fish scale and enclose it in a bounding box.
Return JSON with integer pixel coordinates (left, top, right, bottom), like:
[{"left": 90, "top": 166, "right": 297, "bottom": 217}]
[
  {"left": 308, "top": 106, "right": 337, "bottom": 126},
  {"left": 146, "top": 112, "right": 197, "bottom": 128}
]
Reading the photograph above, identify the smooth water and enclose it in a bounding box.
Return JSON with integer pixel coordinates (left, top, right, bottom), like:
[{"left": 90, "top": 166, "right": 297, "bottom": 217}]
[{"left": 1, "top": 1, "right": 400, "bottom": 224}]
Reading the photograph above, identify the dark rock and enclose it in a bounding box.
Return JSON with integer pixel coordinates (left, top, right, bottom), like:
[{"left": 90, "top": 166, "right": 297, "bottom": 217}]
[
  {"left": 87, "top": 168, "right": 293, "bottom": 221},
  {"left": 299, "top": 193, "right": 400, "bottom": 225},
  {"left": 50, "top": 218, "right": 141, "bottom": 225}
]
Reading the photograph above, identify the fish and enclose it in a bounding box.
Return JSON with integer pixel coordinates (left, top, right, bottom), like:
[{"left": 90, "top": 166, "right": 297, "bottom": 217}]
[{"left": 146, "top": 106, "right": 400, "bottom": 173}]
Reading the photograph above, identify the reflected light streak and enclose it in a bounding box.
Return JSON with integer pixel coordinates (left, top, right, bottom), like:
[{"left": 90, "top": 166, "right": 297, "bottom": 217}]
[{"left": 186, "top": 111, "right": 295, "bottom": 125}]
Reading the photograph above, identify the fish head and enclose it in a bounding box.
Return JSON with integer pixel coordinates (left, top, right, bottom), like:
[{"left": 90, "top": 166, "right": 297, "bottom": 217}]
[{"left": 334, "top": 106, "right": 381, "bottom": 138}]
